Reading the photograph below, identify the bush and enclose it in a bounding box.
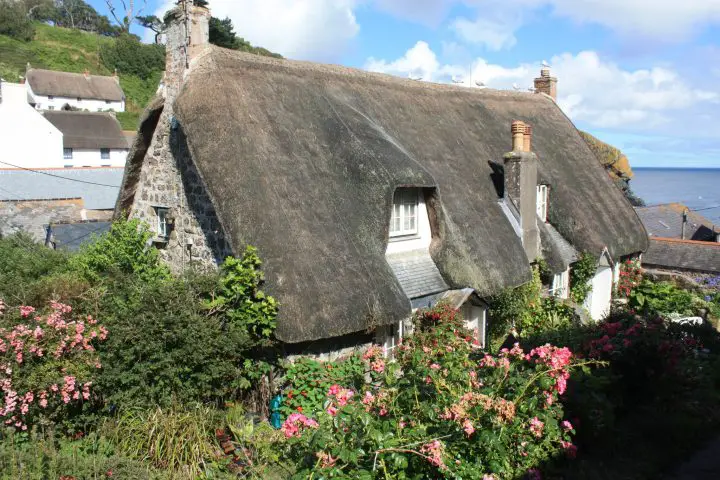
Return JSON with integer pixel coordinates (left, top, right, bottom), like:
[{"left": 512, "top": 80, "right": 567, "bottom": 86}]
[
  {"left": 570, "top": 252, "right": 597, "bottom": 304},
  {"left": 0, "top": 300, "right": 108, "bottom": 433},
  {"left": 99, "top": 34, "right": 165, "bottom": 80},
  {"left": 629, "top": 280, "right": 698, "bottom": 317},
  {"left": 69, "top": 218, "right": 170, "bottom": 284},
  {"left": 283, "top": 303, "right": 589, "bottom": 479},
  {"left": 0, "top": 0, "right": 35, "bottom": 41}
]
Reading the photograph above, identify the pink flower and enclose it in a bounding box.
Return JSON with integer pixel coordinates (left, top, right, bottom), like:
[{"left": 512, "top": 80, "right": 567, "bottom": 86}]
[
  {"left": 420, "top": 440, "right": 446, "bottom": 470},
  {"left": 326, "top": 405, "right": 338, "bottom": 416},
  {"left": 362, "top": 391, "right": 375, "bottom": 405},
  {"left": 328, "top": 384, "right": 341, "bottom": 396},
  {"left": 561, "top": 440, "right": 577, "bottom": 458},
  {"left": 529, "top": 417, "right": 544, "bottom": 438},
  {"left": 19, "top": 306, "right": 35, "bottom": 318},
  {"left": 379, "top": 408, "right": 388, "bottom": 416},
  {"left": 462, "top": 419, "right": 475, "bottom": 436},
  {"left": 371, "top": 359, "right": 385, "bottom": 373},
  {"left": 561, "top": 420, "right": 573, "bottom": 431},
  {"left": 430, "top": 363, "right": 441, "bottom": 370}
]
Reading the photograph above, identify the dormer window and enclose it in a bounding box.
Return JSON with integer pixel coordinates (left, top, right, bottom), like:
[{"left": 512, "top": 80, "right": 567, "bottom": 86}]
[
  {"left": 390, "top": 189, "right": 419, "bottom": 237},
  {"left": 536, "top": 184, "right": 548, "bottom": 222}
]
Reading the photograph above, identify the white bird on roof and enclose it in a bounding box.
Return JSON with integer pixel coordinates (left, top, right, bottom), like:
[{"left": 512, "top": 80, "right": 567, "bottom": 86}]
[
  {"left": 542, "top": 60, "right": 550, "bottom": 68},
  {"left": 408, "top": 73, "right": 423, "bottom": 81},
  {"left": 451, "top": 75, "right": 464, "bottom": 84},
  {"left": 512, "top": 83, "right": 520, "bottom": 91},
  {"left": 475, "top": 80, "right": 485, "bottom": 87}
]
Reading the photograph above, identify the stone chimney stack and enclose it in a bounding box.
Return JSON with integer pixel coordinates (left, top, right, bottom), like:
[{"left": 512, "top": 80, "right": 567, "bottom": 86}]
[
  {"left": 523, "top": 124, "right": 532, "bottom": 153},
  {"left": 163, "top": 0, "right": 210, "bottom": 98},
  {"left": 504, "top": 121, "right": 540, "bottom": 261},
  {"left": 534, "top": 67, "right": 557, "bottom": 101}
]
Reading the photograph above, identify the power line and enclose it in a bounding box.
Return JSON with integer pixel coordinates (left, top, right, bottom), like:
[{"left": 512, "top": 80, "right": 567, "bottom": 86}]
[
  {"left": 0, "top": 161, "right": 121, "bottom": 188},
  {"left": 692, "top": 204, "right": 720, "bottom": 213},
  {"left": 0, "top": 185, "right": 23, "bottom": 200}
]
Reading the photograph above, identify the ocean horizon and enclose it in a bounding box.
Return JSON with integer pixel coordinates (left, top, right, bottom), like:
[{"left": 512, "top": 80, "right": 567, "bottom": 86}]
[{"left": 631, "top": 167, "right": 720, "bottom": 225}]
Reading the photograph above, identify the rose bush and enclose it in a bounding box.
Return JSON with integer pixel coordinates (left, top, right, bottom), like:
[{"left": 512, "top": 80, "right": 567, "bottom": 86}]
[
  {"left": 0, "top": 299, "right": 107, "bottom": 432},
  {"left": 282, "top": 303, "right": 591, "bottom": 479}
]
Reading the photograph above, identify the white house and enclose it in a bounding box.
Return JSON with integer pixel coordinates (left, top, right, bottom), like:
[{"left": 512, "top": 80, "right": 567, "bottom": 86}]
[
  {"left": 0, "top": 81, "right": 64, "bottom": 169},
  {"left": 43, "top": 111, "right": 129, "bottom": 168},
  {"left": 26, "top": 68, "right": 125, "bottom": 113}
]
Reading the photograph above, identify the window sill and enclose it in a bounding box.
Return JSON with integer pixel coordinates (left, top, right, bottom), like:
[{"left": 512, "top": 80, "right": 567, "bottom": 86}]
[
  {"left": 152, "top": 236, "right": 169, "bottom": 244},
  {"left": 388, "top": 234, "right": 421, "bottom": 243}
]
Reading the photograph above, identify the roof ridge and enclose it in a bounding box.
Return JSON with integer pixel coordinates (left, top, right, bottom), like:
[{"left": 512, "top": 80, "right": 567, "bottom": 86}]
[
  {"left": 27, "top": 67, "right": 115, "bottom": 79},
  {"left": 651, "top": 237, "right": 720, "bottom": 247}
]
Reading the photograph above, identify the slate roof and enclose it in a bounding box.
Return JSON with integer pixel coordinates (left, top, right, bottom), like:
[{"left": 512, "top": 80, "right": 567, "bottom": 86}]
[
  {"left": 0, "top": 167, "right": 123, "bottom": 209},
  {"left": 26, "top": 68, "right": 125, "bottom": 102},
  {"left": 539, "top": 221, "right": 579, "bottom": 273},
  {"left": 50, "top": 221, "right": 112, "bottom": 251},
  {"left": 643, "top": 237, "right": 720, "bottom": 274},
  {"left": 43, "top": 111, "right": 128, "bottom": 149},
  {"left": 386, "top": 251, "right": 450, "bottom": 299},
  {"left": 635, "top": 203, "right": 717, "bottom": 241},
  {"left": 119, "top": 46, "right": 648, "bottom": 343}
]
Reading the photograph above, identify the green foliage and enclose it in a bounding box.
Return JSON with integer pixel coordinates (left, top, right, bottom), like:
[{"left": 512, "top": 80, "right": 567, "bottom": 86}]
[
  {"left": 0, "top": 0, "right": 35, "bottom": 41},
  {"left": 206, "top": 248, "right": 278, "bottom": 341},
  {"left": 69, "top": 218, "right": 170, "bottom": 284},
  {"left": 490, "top": 265, "right": 542, "bottom": 338},
  {"left": 629, "top": 279, "right": 698, "bottom": 317},
  {"left": 570, "top": 252, "right": 597, "bottom": 303},
  {"left": 207, "top": 15, "right": 282, "bottom": 57},
  {"left": 99, "top": 33, "right": 165, "bottom": 80},
  {"left": 0, "top": 232, "right": 69, "bottom": 305},
  {"left": 281, "top": 355, "right": 365, "bottom": 417},
  {"left": 111, "top": 405, "right": 221, "bottom": 477},
  {"left": 94, "top": 273, "right": 257, "bottom": 410},
  {"left": 284, "top": 305, "right": 586, "bottom": 479},
  {"left": 0, "top": 429, "right": 170, "bottom": 479}
]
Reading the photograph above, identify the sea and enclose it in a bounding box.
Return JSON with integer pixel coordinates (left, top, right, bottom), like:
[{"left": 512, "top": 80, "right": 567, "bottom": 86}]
[{"left": 631, "top": 168, "right": 720, "bottom": 225}]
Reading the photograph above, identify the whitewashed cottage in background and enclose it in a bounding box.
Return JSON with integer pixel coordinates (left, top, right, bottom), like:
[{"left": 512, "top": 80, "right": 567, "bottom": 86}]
[{"left": 25, "top": 66, "right": 126, "bottom": 112}]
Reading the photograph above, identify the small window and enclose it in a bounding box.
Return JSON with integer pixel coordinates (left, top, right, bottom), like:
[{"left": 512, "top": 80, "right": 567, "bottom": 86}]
[
  {"left": 63, "top": 148, "right": 73, "bottom": 159},
  {"left": 536, "top": 185, "right": 548, "bottom": 222},
  {"left": 63, "top": 164, "right": 73, "bottom": 168},
  {"left": 77, "top": 97, "right": 82, "bottom": 102},
  {"left": 105, "top": 100, "right": 111, "bottom": 104},
  {"left": 550, "top": 270, "right": 569, "bottom": 299},
  {"left": 100, "top": 148, "right": 110, "bottom": 160},
  {"left": 156, "top": 207, "right": 169, "bottom": 238},
  {"left": 48, "top": 95, "right": 54, "bottom": 100},
  {"left": 48, "top": 106, "right": 55, "bottom": 110},
  {"left": 389, "top": 189, "right": 419, "bottom": 237}
]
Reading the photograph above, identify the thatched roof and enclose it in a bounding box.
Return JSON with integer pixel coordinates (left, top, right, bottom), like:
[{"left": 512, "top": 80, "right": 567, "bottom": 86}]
[
  {"left": 644, "top": 237, "right": 720, "bottom": 274},
  {"left": 121, "top": 47, "right": 647, "bottom": 343},
  {"left": 44, "top": 111, "right": 128, "bottom": 149},
  {"left": 26, "top": 69, "right": 124, "bottom": 102}
]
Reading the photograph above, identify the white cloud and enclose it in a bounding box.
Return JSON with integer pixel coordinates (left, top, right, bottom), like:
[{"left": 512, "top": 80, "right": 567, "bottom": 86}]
[
  {"left": 155, "top": 0, "right": 360, "bottom": 61},
  {"left": 451, "top": 13, "right": 520, "bottom": 51},
  {"left": 365, "top": 46, "right": 718, "bottom": 131}
]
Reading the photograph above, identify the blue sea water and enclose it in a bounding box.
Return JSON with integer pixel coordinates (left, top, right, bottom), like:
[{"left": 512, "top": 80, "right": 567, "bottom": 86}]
[{"left": 631, "top": 168, "right": 720, "bottom": 225}]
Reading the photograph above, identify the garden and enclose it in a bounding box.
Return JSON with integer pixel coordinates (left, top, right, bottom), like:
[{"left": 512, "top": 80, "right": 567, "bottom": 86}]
[{"left": 1, "top": 222, "right": 720, "bottom": 479}]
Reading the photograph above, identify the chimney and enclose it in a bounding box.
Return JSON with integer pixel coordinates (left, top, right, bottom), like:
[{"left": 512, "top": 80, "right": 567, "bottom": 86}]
[
  {"left": 681, "top": 208, "right": 688, "bottom": 240},
  {"left": 534, "top": 67, "right": 557, "bottom": 101},
  {"left": 523, "top": 124, "right": 532, "bottom": 153},
  {"left": 163, "top": 0, "right": 210, "bottom": 97},
  {"left": 504, "top": 121, "right": 540, "bottom": 261}
]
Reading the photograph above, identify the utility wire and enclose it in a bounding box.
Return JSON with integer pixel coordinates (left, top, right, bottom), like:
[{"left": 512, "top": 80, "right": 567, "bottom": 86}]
[{"left": 0, "top": 160, "right": 121, "bottom": 188}]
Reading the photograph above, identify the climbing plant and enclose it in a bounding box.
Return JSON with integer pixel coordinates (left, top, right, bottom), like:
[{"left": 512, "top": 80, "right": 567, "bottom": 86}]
[{"left": 570, "top": 253, "right": 597, "bottom": 304}]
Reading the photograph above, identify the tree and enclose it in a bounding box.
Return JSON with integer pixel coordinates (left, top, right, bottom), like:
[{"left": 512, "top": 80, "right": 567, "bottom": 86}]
[
  {"left": 135, "top": 14, "right": 164, "bottom": 43},
  {"left": 0, "top": 0, "right": 35, "bottom": 41},
  {"left": 208, "top": 16, "right": 238, "bottom": 49},
  {"left": 105, "top": 0, "right": 145, "bottom": 33}
]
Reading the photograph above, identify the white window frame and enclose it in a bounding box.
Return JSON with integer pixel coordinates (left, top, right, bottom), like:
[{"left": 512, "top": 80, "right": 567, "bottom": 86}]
[
  {"left": 536, "top": 184, "right": 548, "bottom": 222},
  {"left": 100, "top": 148, "right": 111, "bottom": 160},
  {"left": 379, "top": 321, "right": 403, "bottom": 358},
  {"left": 156, "top": 207, "right": 169, "bottom": 238},
  {"left": 63, "top": 148, "right": 73, "bottom": 159},
  {"left": 549, "top": 269, "right": 569, "bottom": 299},
  {"left": 389, "top": 189, "right": 419, "bottom": 237}
]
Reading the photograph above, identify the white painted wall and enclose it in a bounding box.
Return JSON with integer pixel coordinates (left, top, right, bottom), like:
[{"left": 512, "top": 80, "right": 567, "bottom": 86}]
[
  {"left": 585, "top": 265, "right": 613, "bottom": 321},
  {"left": 461, "top": 303, "right": 487, "bottom": 348},
  {"left": 0, "top": 82, "right": 64, "bottom": 169},
  {"left": 62, "top": 148, "right": 127, "bottom": 167},
  {"left": 28, "top": 84, "right": 125, "bottom": 112},
  {"left": 385, "top": 191, "right": 432, "bottom": 255}
]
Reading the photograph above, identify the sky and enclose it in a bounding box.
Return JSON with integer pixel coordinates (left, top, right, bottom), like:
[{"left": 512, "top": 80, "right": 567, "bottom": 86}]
[{"left": 91, "top": 0, "right": 720, "bottom": 169}]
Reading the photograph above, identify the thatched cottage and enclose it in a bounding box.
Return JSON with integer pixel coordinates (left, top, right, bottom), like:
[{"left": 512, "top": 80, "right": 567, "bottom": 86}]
[{"left": 116, "top": 2, "right": 647, "bottom": 354}]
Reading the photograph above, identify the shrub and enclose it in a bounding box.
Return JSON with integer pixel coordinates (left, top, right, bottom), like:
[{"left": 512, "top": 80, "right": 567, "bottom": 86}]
[
  {"left": 616, "top": 258, "right": 642, "bottom": 298},
  {"left": 0, "top": 300, "right": 108, "bottom": 433},
  {"left": 281, "top": 355, "right": 365, "bottom": 417},
  {"left": 283, "top": 303, "right": 590, "bottom": 479},
  {"left": 69, "top": 218, "right": 170, "bottom": 284},
  {"left": 629, "top": 280, "right": 697, "bottom": 317},
  {"left": 99, "top": 34, "right": 165, "bottom": 80}
]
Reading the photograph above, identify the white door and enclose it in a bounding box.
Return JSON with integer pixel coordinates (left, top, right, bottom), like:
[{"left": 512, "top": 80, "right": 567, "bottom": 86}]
[
  {"left": 585, "top": 266, "right": 613, "bottom": 321},
  {"left": 462, "top": 304, "right": 487, "bottom": 348}
]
